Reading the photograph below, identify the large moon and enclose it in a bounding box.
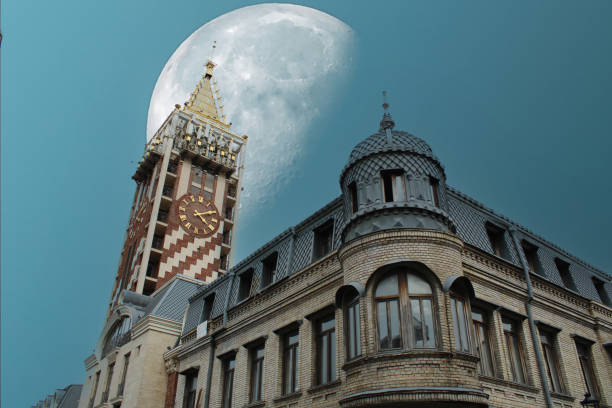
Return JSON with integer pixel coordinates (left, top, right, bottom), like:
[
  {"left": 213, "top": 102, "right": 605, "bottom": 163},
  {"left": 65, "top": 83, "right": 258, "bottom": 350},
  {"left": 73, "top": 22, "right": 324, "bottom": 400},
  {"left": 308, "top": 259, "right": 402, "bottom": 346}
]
[{"left": 147, "top": 4, "right": 355, "bottom": 216}]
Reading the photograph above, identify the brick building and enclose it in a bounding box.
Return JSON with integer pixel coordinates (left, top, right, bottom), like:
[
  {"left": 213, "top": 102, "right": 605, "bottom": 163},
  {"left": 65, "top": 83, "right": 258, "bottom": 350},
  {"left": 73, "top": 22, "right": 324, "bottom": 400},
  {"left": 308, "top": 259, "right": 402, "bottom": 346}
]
[
  {"left": 165, "top": 103, "right": 612, "bottom": 408},
  {"left": 77, "top": 62, "right": 611, "bottom": 407}
]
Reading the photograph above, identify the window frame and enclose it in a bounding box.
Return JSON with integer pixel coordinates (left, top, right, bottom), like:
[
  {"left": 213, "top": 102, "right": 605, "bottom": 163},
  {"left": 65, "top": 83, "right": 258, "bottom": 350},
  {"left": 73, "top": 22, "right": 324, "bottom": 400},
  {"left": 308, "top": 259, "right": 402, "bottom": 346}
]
[
  {"left": 381, "top": 170, "right": 406, "bottom": 202},
  {"left": 374, "top": 269, "right": 437, "bottom": 351},
  {"left": 102, "top": 363, "right": 114, "bottom": 402},
  {"left": 282, "top": 330, "right": 299, "bottom": 395},
  {"left": 315, "top": 314, "right": 336, "bottom": 385},
  {"left": 249, "top": 344, "right": 265, "bottom": 403},
  {"left": 348, "top": 182, "right": 358, "bottom": 213},
  {"left": 182, "top": 370, "right": 198, "bottom": 408},
  {"left": 344, "top": 292, "right": 362, "bottom": 361},
  {"left": 592, "top": 277, "right": 611, "bottom": 307},
  {"left": 260, "top": 252, "right": 278, "bottom": 288},
  {"left": 555, "top": 258, "right": 576, "bottom": 291},
  {"left": 429, "top": 177, "right": 440, "bottom": 207},
  {"left": 539, "top": 329, "right": 564, "bottom": 394},
  {"left": 484, "top": 222, "right": 508, "bottom": 259},
  {"left": 200, "top": 293, "right": 215, "bottom": 324},
  {"left": 521, "top": 240, "right": 544, "bottom": 276},
  {"left": 450, "top": 293, "right": 472, "bottom": 353},
  {"left": 471, "top": 306, "right": 496, "bottom": 377},
  {"left": 221, "top": 355, "right": 235, "bottom": 408},
  {"left": 312, "top": 220, "right": 334, "bottom": 261},
  {"left": 501, "top": 316, "right": 528, "bottom": 384},
  {"left": 575, "top": 340, "right": 599, "bottom": 399},
  {"left": 237, "top": 269, "right": 253, "bottom": 301}
]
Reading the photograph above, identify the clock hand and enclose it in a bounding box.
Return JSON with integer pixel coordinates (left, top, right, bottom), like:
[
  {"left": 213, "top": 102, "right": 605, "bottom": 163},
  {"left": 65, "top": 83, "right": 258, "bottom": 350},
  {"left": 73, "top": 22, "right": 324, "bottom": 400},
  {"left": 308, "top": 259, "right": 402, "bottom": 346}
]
[
  {"left": 194, "top": 210, "right": 216, "bottom": 216},
  {"left": 193, "top": 211, "right": 210, "bottom": 225}
]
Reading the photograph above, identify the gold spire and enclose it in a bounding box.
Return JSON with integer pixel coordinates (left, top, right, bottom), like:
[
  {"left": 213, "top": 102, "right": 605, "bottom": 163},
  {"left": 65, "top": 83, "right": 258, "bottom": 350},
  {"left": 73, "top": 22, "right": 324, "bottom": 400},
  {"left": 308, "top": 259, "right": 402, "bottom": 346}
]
[{"left": 183, "top": 59, "right": 230, "bottom": 129}]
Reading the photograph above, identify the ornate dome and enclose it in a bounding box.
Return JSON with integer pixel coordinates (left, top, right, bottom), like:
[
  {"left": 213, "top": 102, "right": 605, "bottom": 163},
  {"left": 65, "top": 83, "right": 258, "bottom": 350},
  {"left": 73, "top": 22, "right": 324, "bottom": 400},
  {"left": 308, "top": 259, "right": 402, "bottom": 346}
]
[{"left": 347, "top": 130, "right": 436, "bottom": 164}]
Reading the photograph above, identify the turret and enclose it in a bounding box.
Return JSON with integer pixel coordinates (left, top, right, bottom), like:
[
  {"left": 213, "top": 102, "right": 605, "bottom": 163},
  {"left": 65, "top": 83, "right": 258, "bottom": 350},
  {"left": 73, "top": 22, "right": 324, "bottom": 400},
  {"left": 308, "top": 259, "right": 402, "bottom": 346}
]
[{"left": 339, "top": 93, "right": 454, "bottom": 242}]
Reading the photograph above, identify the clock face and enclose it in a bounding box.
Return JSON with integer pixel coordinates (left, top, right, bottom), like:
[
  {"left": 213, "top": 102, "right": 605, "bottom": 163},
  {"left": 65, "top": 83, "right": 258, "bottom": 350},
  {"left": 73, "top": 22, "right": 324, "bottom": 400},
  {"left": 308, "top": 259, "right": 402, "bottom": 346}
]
[{"left": 176, "top": 193, "right": 221, "bottom": 238}]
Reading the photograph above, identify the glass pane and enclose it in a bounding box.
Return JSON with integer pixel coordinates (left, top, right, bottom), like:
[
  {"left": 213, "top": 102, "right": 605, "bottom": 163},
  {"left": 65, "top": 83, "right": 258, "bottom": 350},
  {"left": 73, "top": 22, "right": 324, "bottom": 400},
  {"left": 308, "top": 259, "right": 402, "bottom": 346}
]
[
  {"left": 320, "top": 316, "right": 335, "bottom": 332},
  {"left": 511, "top": 337, "right": 525, "bottom": 383},
  {"left": 457, "top": 299, "right": 469, "bottom": 351},
  {"left": 319, "top": 335, "right": 328, "bottom": 384},
  {"left": 478, "top": 324, "right": 494, "bottom": 376},
  {"left": 284, "top": 348, "right": 293, "bottom": 394},
  {"left": 255, "top": 347, "right": 265, "bottom": 359},
  {"left": 407, "top": 273, "right": 431, "bottom": 294},
  {"left": 422, "top": 298, "right": 435, "bottom": 348},
  {"left": 411, "top": 298, "right": 423, "bottom": 347},
  {"left": 287, "top": 332, "right": 299, "bottom": 346},
  {"left": 348, "top": 306, "right": 355, "bottom": 358},
  {"left": 471, "top": 308, "right": 484, "bottom": 324},
  {"left": 502, "top": 317, "right": 513, "bottom": 332},
  {"left": 330, "top": 330, "right": 336, "bottom": 381},
  {"left": 451, "top": 298, "right": 460, "bottom": 349},
  {"left": 377, "top": 301, "right": 389, "bottom": 349},
  {"left": 376, "top": 273, "right": 399, "bottom": 297},
  {"left": 390, "top": 299, "right": 402, "bottom": 348},
  {"left": 354, "top": 303, "right": 361, "bottom": 356}
]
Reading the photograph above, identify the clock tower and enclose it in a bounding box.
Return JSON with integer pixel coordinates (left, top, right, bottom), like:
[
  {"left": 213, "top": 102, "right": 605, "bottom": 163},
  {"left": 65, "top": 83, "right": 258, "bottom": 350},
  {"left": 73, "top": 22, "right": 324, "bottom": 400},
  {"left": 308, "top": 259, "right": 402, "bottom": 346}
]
[{"left": 110, "top": 60, "right": 246, "bottom": 307}]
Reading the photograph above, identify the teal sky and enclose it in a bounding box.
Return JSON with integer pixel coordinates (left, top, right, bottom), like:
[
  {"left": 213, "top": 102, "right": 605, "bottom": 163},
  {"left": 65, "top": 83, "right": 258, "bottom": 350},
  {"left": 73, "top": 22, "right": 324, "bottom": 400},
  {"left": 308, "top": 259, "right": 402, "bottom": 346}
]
[{"left": 2, "top": 1, "right": 611, "bottom": 406}]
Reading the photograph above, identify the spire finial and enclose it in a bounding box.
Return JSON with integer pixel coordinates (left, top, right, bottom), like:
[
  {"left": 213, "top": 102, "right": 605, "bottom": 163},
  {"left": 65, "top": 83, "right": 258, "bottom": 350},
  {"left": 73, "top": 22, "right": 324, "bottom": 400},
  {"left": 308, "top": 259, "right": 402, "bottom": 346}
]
[{"left": 379, "top": 90, "right": 395, "bottom": 134}]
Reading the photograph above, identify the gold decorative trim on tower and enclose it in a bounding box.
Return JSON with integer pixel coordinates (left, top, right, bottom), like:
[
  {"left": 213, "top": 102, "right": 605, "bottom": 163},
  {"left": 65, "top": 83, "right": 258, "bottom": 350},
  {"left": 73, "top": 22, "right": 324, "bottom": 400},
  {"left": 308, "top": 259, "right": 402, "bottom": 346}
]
[{"left": 184, "top": 60, "right": 230, "bottom": 130}]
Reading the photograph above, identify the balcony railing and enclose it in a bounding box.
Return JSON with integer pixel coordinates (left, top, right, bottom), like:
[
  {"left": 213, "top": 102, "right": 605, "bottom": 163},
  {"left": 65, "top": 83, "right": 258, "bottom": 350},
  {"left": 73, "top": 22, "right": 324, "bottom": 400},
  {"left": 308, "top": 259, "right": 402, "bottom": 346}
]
[
  {"left": 174, "top": 139, "right": 236, "bottom": 169},
  {"left": 158, "top": 210, "right": 169, "bottom": 223}
]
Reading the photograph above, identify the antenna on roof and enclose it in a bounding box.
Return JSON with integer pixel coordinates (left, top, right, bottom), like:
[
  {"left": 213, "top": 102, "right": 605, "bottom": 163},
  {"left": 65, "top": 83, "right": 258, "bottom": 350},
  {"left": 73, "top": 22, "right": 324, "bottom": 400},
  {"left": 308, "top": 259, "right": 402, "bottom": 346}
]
[{"left": 380, "top": 90, "right": 395, "bottom": 141}]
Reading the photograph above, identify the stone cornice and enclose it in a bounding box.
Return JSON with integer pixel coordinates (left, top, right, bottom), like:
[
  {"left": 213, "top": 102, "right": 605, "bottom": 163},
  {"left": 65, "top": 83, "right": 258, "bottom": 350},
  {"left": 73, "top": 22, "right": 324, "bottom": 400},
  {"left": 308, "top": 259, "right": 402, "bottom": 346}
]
[
  {"left": 132, "top": 315, "right": 182, "bottom": 339},
  {"left": 339, "top": 386, "right": 488, "bottom": 407},
  {"left": 84, "top": 354, "right": 98, "bottom": 371}
]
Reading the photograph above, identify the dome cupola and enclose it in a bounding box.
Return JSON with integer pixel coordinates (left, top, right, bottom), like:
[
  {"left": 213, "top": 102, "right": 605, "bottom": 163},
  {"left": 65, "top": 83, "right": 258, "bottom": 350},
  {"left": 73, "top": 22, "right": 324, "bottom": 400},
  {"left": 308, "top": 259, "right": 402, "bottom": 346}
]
[{"left": 339, "top": 93, "right": 455, "bottom": 242}]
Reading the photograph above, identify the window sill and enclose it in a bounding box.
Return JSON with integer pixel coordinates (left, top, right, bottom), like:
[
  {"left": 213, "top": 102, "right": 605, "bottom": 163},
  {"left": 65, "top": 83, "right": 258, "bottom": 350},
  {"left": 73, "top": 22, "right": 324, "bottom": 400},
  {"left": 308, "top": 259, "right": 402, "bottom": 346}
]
[
  {"left": 478, "top": 375, "right": 538, "bottom": 393},
  {"left": 550, "top": 392, "right": 574, "bottom": 401},
  {"left": 242, "top": 400, "right": 266, "bottom": 408},
  {"left": 307, "top": 379, "right": 341, "bottom": 394},
  {"left": 273, "top": 391, "right": 302, "bottom": 403}
]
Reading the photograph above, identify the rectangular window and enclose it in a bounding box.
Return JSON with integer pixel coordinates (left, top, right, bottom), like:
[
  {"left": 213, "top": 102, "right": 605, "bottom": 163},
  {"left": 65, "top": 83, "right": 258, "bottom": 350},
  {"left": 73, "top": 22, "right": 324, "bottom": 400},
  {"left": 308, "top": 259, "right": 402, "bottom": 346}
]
[
  {"left": 313, "top": 221, "right": 334, "bottom": 261},
  {"left": 204, "top": 173, "right": 215, "bottom": 190},
  {"left": 576, "top": 341, "right": 599, "bottom": 398},
  {"left": 183, "top": 371, "right": 198, "bottom": 408},
  {"left": 592, "top": 277, "right": 611, "bottom": 307},
  {"left": 191, "top": 166, "right": 203, "bottom": 185},
  {"left": 502, "top": 317, "right": 527, "bottom": 384},
  {"left": 190, "top": 184, "right": 201, "bottom": 195},
  {"left": 89, "top": 371, "right": 100, "bottom": 408},
  {"left": 450, "top": 295, "right": 471, "bottom": 352},
  {"left": 471, "top": 307, "right": 495, "bottom": 377},
  {"left": 430, "top": 177, "right": 440, "bottom": 207},
  {"left": 200, "top": 294, "right": 215, "bottom": 323},
  {"left": 219, "top": 254, "right": 228, "bottom": 271},
  {"left": 221, "top": 357, "right": 235, "bottom": 408},
  {"left": 555, "top": 258, "right": 576, "bottom": 291},
  {"left": 348, "top": 182, "right": 358, "bottom": 213},
  {"left": 345, "top": 296, "right": 362, "bottom": 360},
  {"left": 539, "top": 330, "right": 563, "bottom": 393},
  {"left": 521, "top": 240, "right": 544, "bottom": 276},
  {"left": 485, "top": 222, "right": 507, "bottom": 259},
  {"left": 261, "top": 252, "right": 278, "bottom": 288},
  {"left": 238, "top": 269, "right": 253, "bottom": 301},
  {"left": 118, "top": 353, "right": 130, "bottom": 396},
  {"left": 249, "top": 345, "right": 265, "bottom": 402},
  {"left": 382, "top": 170, "right": 405, "bottom": 202},
  {"left": 316, "top": 315, "right": 336, "bottom": 385},
  {"left": 103, "top": 363, "right": 114, "bottom": 402},
  {"left": 282, "top": 331, "right": 299, "bottom": 395}
]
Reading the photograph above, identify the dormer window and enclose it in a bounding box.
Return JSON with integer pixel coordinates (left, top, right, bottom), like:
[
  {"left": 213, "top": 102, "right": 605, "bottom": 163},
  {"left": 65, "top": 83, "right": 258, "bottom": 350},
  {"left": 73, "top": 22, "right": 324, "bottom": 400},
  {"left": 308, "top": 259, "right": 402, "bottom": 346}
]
[
  {"left": 521, "top": 240, "right": 545, "bottom": 276},
  {"left": 348, "top": 182, "right": 358, "bottom": 213},
  {"left": 555, "top": 258, "right": 576, "bottom": 291},
  {"left": 592, "top": 277, "right": 611, "bottom": 307},
  {"left": 238, "top": 269, "right": 253, "bottom": 301},
  {"left": 485, "top": 222, "right": 508, "bottom": 260},
  {"left": 381, "top": 170, "right": 405, "bottom": 202},
  {"left": 313, "top": 221, "right": 334, "bottom": 261},
  {"left": 200, "top": 293, "right": 215, "bottom": 323},
  {"left": 260, "top": 252, "right": 278, "bottom": 288}
]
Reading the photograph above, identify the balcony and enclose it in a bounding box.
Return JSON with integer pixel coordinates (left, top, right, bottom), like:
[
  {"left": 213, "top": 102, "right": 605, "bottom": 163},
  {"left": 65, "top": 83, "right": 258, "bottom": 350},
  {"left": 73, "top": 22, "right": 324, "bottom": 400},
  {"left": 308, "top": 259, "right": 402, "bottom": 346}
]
[
  {"left": 174, "top": 137, "right": 237, "bottom": 173},
  {"left": 227, "top": 185, "right": 237, "bottom": 198}
]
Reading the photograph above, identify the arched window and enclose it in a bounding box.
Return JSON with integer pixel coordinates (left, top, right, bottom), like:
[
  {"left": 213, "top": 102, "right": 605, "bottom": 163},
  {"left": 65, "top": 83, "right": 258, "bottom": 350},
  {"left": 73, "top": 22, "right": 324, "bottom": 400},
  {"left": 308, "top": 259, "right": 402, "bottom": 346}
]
[
  {"left": 375, "top": 269, "right": 436, "bottom": 350},
  {"left": 344, "top": 291, "right": 361, "bottom": 360},
  {"left": 102, "top": 315, "right": 132, "bottom": 358}
]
